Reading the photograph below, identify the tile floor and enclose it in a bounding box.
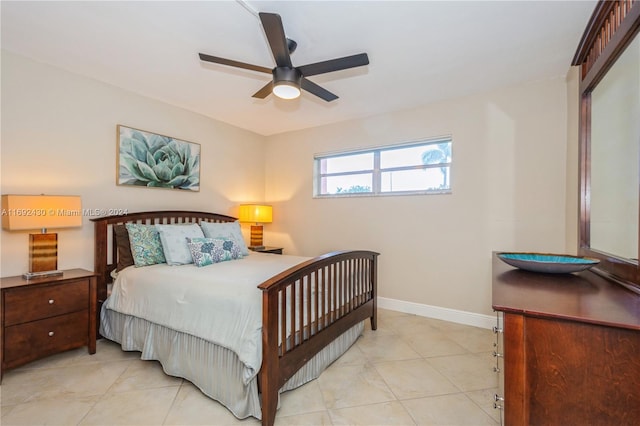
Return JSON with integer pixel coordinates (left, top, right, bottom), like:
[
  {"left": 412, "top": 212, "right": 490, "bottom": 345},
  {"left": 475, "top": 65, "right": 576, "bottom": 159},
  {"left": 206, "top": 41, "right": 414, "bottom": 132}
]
[{"left": 0, "top": 309, "right": 500, "bottom": 425}]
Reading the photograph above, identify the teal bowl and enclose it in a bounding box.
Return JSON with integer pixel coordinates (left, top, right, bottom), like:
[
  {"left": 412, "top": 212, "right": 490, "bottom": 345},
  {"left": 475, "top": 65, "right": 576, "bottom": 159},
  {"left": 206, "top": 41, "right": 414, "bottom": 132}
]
[{"left": 497, "top": 252, "right": 600, "bottom": 274}]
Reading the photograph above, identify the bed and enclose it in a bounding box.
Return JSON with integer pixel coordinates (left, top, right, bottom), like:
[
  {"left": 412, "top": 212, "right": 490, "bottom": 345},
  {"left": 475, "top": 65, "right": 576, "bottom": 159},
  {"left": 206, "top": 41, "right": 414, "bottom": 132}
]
[{"left": 92, "top": 210, "right": 378, "bottom": 426}]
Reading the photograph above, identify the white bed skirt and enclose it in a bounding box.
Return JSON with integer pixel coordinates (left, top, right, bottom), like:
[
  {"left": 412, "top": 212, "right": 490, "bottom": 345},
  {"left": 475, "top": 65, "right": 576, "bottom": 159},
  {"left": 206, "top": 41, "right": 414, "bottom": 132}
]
[{"left": 100, "top": 306, "right": 364, "bottom": 420}]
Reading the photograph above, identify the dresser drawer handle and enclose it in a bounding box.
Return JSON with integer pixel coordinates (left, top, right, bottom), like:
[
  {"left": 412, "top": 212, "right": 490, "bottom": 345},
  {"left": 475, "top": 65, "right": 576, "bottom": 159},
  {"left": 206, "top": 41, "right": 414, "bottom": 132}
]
[
  {"left": 493, "top": 351, "right": 503, "bottom": 358},
  {"left": 48, "top": 331, "right": 55, "bottom": 337},
  {"left": 48, "top": 299, "right": 55, "bottom": 305}
]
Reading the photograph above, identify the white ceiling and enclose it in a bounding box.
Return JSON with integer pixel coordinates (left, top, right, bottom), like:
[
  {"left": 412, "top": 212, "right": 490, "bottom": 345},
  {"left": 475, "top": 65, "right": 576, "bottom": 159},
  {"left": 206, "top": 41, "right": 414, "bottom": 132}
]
[{"left": 1, "top": 0, "right": 596, "bottom": 136}]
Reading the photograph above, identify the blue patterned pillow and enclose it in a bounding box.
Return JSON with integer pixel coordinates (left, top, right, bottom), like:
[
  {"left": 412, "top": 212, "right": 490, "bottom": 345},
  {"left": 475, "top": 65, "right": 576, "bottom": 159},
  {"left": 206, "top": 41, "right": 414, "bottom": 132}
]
[
  {"left": 199, "top": 221, "right": 249, "bottom": 256},
  {"left": 126, "top": 223, "right": 166, "bottom": 267},
  {"left": 187, "top": 237, "right": 242, "bottom": 267}
]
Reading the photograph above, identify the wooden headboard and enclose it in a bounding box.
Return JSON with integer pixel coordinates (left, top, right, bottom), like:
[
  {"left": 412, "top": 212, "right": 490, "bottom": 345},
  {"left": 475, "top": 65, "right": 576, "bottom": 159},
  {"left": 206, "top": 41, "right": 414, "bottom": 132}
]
[{"left": 91, "top": 210, "right": 236, "bottom": 306}]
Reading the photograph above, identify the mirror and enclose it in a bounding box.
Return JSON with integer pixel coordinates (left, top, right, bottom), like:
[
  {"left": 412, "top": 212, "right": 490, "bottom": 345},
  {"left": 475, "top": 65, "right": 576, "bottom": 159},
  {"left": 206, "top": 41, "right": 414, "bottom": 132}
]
[
  {"left": 573, "top": 1, "right": 640, "bottom": 288},
  {"left": 589, "top": 34, "right": 639, "bottom": 261}
]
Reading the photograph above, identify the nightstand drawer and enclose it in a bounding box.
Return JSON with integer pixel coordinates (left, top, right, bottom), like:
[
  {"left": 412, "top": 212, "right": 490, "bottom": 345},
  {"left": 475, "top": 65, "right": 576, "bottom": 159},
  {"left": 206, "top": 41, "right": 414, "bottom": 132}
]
[
  {"left": 4, "top": 279, "right": 89, "bottom": 326},
  {"left": 3, "top": 310, "right": 89, "bottom": 367}
]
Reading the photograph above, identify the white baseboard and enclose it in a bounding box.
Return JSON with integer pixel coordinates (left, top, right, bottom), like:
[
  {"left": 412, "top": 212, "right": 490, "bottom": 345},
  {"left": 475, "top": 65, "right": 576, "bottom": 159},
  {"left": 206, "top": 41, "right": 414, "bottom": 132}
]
[{"left": 377, "top": 297, "right": 495, "bottom": 329}]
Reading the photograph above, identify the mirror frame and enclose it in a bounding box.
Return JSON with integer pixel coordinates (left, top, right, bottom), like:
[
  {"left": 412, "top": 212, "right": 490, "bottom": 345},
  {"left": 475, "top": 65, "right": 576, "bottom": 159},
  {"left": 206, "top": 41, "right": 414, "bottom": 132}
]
[{"left": 572, "top": 0, "right": 640, "bottom": 290}]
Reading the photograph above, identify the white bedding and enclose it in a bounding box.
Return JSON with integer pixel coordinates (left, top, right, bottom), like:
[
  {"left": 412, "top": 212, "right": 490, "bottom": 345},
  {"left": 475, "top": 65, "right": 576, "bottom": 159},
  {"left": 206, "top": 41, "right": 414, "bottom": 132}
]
[{"left": 104, "top": 252, "right": 309, "bottom": 382}]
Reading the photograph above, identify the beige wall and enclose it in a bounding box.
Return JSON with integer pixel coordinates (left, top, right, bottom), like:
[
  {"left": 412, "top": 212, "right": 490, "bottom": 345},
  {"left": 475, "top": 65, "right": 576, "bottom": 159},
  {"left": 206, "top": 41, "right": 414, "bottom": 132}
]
[
  {"left": 264, "top": 76, "right": 571, "bottom": 316},
  {"left": 1, "top": 51, "right": 266, "bottom": 277}
]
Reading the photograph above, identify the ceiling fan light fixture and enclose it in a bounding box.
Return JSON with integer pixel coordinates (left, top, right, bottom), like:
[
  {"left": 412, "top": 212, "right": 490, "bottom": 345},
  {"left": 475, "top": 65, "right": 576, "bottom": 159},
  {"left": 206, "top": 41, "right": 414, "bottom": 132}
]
[
  {"left": 272, "top": 67, "right": 302, "bottom": 100},
  {"left": 273, "top": 81, "right": 301, "bottom": 99}
]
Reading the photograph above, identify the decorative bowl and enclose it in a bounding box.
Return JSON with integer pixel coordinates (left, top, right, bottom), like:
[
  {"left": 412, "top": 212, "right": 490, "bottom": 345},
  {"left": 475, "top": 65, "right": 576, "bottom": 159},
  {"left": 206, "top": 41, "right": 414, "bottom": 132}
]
[{"left": 496, "top": 252, "right": 600, "bottom": 274}]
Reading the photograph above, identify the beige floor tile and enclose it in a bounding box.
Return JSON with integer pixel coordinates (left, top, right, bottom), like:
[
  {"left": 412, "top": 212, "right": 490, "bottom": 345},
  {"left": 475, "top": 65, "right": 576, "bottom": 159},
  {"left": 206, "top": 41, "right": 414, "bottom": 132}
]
[
  {"left": 329, "top": 401, "right": 416, "bottom": 426},
  {"left": 426, "top": 353, "right": 497, "bottom": 392},
  {"left": 277, "top": 379, "right": 326, "bottom": 418},
  {"left": 402, "top": 393, "right": 498, "bottom": 425},
  {"left": 164, "top": 382, "right": 259, "bottom": 425},
  {"left": 426, "top": 318, "right": 479, "bottom": 334},
  {"left": 0, "top": 394, "right": 99, "bottom": 426},
  {"left": 331, "top": 341, "right": 367, "bottom": 367},
  {"left": 109, "top": 359, "right": 183, "bottom": 393},
  {"left": 275, "top": 410, "right": 333, "bottom": 426},
  {"left": 0, "top": 360, "right": 131, "bottom": 406},
  {"left": 404, "top": 331, "right": 469, "bottom": 358},
  {"left": 465, "top": 387, "right": 502, "bottom": 423},
  {"left": 276, "top": 411, "right": 334, "bottom": 425},
  {"left": 374, "top": 359, "right": 460, "bottom": 400},
  {"left": 356, "top": 334, "right": 421, "bottom": 363},
  {"left": 378, "top": 308, "right": 410, "bottom": 319},
  {"left": 1, "top": 404, "right": 16, "bottom": 419},
  {"left": 318, "top": 363, "right": 396, "bottom": 409},
  {"left": 382, "top": 314, "right": 440, "bottom": 337},
  {"left": 447, "top": 327, "right": 495, "bottom": 353},
  {"left": 79, "top": 386, "right": 179, "bottom": 425}
]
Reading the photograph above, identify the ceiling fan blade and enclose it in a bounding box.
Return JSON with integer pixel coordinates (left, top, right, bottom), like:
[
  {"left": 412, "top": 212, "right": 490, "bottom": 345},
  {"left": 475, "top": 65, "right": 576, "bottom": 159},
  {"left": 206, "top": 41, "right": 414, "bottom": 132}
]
[
  {"left": 259, "top": 12, "right": 292, "bottom": 68},
  {"left": 252, "top": 81, "right": 274, "bottom": 99},
  {"left": 297, "top": 53, "right": 369, "bottom": 77},
  {"left": 199, "top": 53, "right": 272, "bottom": 74},
  {"left": 301, "top": 78, "right": 338, "bottom": 102}
]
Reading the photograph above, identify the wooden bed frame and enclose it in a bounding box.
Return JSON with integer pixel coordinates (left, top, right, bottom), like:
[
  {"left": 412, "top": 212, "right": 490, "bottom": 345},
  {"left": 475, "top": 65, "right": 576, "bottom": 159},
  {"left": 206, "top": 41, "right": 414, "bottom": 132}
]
[{"left": 92, "top": 210, "right": 378, "bottom": 426}]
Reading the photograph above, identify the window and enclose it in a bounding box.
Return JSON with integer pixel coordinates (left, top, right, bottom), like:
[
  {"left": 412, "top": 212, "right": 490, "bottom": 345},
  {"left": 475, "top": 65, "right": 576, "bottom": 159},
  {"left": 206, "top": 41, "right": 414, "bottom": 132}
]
[{"left": 314, "top": 137, "right": 452, "bottom": 197}]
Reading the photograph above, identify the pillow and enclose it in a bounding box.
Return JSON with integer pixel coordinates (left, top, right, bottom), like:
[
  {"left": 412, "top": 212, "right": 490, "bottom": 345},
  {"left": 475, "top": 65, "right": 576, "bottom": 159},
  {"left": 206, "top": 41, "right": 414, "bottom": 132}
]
[
  {"left": 125, "top": 223, "right": 166, "bottom": 267},
  {"left": 155, "top": 223, "right": 205, "bottom": 265},
  {"left": 187, "top": 237, "right": 242, "bottom": 267},
  {"left": 200, "top": 221, "right": 249, "bottom": 256},
  {"left": 113, "top": 224, "right": 135, "bottom": 271}
]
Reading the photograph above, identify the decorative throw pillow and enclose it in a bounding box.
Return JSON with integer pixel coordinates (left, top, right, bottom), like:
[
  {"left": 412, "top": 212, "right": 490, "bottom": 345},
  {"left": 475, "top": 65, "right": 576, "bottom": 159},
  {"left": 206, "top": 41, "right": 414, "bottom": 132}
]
[
  {"left": 113, "top": 224, "right": 135, "bottom": 271},
  {"left": 187, "top": 237, "right": 242, "bottom": 267},
  {"left": 125, "top": 223, "right": 166, "bottom": 267},
  {"left": 199, "top": 221, "right": 249, "bottom": 256},
  {"left": 155, "top": 223, "right": 205, "bottom": 265}
]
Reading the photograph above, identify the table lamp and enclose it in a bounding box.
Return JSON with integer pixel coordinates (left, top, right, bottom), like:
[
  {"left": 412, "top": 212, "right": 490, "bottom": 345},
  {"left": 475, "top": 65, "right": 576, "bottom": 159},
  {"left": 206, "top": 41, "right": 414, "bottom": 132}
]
[
  {"left": 238, "top": 204, "right": 273, "bottom": 249},
  {"left": 2, "top": 194, "right": 82, "bottom": 279}
]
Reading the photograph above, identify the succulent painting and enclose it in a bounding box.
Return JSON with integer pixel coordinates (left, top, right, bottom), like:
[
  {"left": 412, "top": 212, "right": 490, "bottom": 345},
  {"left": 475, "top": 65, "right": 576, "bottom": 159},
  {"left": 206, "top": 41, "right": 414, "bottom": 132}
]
[{"left": 118, "top": 126, "right": 200, "bottom": 191}]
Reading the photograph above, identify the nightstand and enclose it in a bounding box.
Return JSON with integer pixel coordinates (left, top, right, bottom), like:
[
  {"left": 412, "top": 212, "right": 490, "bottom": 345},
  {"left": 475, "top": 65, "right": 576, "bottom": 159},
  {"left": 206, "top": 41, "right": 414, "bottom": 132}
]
[
  {"left": 0, "top": 269, "right": 97, "bottom": 381},
  {"left": 250, "top": 246, "right": 283, "bottom": 255}
]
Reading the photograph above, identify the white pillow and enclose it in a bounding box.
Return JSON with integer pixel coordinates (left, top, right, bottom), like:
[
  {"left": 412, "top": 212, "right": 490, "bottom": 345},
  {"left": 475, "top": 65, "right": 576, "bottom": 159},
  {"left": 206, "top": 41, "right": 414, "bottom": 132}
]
[
  {"left": 199, "top": 221, "right": 249, "bottom": 256},
  {"left": 155, "top": 223, "right": 205, "bottom": 265}
]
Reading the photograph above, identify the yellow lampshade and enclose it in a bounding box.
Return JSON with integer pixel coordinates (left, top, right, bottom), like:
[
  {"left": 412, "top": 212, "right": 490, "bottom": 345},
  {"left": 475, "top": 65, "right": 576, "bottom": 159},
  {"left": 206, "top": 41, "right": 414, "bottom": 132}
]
[
  {"left": 2, "top": 195, "right": 82, "bottom": 231},
  {"left": 238, "top": 204, "right": 273, "bottom": 224}
]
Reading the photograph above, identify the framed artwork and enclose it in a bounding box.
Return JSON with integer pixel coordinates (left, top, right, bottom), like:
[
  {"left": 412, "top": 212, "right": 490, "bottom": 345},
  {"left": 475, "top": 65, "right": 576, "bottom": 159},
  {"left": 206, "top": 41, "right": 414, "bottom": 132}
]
[{"left": 117, "top": 125, "right": 200, "bottom": 191}]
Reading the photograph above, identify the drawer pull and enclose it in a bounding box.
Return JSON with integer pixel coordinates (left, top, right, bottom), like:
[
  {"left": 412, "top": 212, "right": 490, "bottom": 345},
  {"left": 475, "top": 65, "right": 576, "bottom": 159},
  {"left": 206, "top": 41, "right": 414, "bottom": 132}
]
[
  {"left": 492, "top": 326, "right": 503, "bottom": 334},
  {"left": 48, "top": 299, "right": 55, "bottom": 305},
  {"left": 493, "top": 351, "right": 503, "bottom": 358},
  {"left": 48, "top": 331, "right": 55, "bottom": 337},
  {"left": 494, "top": 394, "right": 504, "bottom": 402}
]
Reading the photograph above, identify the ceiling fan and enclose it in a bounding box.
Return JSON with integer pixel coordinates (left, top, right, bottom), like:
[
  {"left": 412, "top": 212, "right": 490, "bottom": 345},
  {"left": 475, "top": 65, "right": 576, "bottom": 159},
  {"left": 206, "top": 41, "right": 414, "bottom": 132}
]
[{"left": 199, "top": 12, "right": 369, "bottom": 102}]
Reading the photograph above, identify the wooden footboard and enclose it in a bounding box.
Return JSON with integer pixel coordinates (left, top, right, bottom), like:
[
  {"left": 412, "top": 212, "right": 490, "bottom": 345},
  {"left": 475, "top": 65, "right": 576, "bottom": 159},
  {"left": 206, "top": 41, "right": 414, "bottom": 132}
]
[{"left": 258, "top": 250, "right": 379, "bottom": 426}]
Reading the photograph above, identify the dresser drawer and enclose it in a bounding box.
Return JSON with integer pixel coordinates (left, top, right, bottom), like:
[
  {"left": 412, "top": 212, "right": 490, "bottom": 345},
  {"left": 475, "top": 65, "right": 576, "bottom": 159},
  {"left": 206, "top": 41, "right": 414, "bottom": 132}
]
[
  {"left": 3, "top": 310, "right": 89, "bottom": 367},
  {"left": 3, "top": 279, "right": 89, "bottom": 326}
]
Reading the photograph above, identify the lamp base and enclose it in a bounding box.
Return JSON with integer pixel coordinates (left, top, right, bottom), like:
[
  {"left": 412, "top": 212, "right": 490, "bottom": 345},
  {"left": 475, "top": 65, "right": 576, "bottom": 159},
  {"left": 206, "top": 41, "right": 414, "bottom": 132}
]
[
  {"left": 23, "top": 270, "right": 63, "bottom": 280},
  {"left": 250, "top": 225, "right": 264, "bottom": 249},
  {"left": 29, "top": 232, "right": 58, "bottom": 273}
]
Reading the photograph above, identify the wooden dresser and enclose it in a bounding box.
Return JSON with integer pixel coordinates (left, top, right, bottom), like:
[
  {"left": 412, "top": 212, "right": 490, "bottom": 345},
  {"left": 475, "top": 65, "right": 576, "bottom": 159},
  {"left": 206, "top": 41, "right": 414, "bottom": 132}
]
[
  {"left": 492, "top": 253, "right": 640, "bottom": 425},
  {"left": 0, "top": 269, "right": 97, "bottom": 381}
]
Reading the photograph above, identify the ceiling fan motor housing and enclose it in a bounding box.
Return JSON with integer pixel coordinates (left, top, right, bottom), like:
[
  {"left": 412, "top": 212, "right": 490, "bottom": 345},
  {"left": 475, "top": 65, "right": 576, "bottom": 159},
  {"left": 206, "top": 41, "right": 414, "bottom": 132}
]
[{"left": 273, "top": 67, "right": 302, "bottom": 86}]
